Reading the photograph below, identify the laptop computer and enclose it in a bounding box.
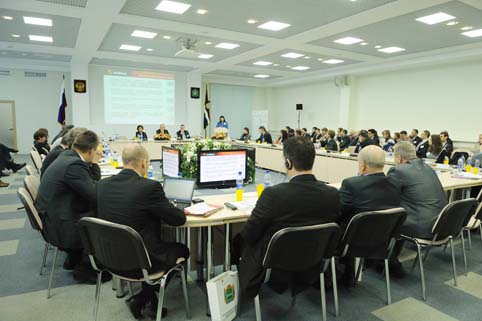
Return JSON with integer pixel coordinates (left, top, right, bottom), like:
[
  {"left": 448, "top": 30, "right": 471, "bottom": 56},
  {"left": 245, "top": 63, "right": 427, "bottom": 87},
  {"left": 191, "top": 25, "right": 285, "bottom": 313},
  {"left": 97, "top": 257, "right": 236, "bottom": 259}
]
[{"left": 163, "top": 178, "right": 196, "bottom": 210}]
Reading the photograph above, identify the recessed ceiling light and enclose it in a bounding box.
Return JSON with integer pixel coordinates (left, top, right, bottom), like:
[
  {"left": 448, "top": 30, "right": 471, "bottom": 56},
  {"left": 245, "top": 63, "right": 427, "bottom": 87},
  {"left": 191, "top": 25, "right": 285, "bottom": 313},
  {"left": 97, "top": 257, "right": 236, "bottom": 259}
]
[
  {"left": 461, "top": 26, "right": 473, "bottom": 31},
  {"left": 215, "top": 42, "right": 240, "bottom": 49},
  {"left": 254, "top": 74, "right": 270, "bottom": 78},
  {"left": 146, "top": 48, "right": 154, "bottom": 52},
  {"left": 374, "top": 45, "right": 382, "bottom": 49},
  {"left": 258, "top": 21, "right": 290, "bottom": 31},
  {"left": 304, "top": 56, "right": 311, "bottom": 59},
  {"left": 291, "top": 66, "right": 310, "bottom": 71},
  {"left": 281, "top": 52, "right": 304, "bottom": 59},
  {"left": 2, "top": 16, "right": 13, "bottom": 20},
  {"left": 155, "top": 0, "right": 191, "bottom": 14},
  {"left": 204, "top": 41, "right": 212, "bottom": 45},
  {"left": 334, "top": 36, "right": 363, "bottom": 45},
  {"left": 323, "top": 59, "right": 344, "bottom": 64},
  {"left": 247, "top": 19, "right": 257, "bottom": 24},
  {"left": 378, "top": 46, "right": 406, "bottom": 53},
  {"left": 198, "top": 54, "right": 213, "bottom": 59},
  {"left": 416, "top": 12, "right": 455, "bottom": 25},
  {"left": 120, "top": 44, "right": 141, "bottom": 51},
  {"left": 462, "top": 29, "right": 482, "bottom": 38},
  {"left": 360, "top": 42, "right": 368, "bottom": 46},
  {"left": 23, "top": 16, "right": 52, "bottom": 26},
  {"left": 273, "top": 64, "right": 279, "bottom": 66},
  {"left": 253, "top": 61, "right": 272, "bottom": 66},
  {"left": 446, "top": 21, "right": 459, "bottom": 26},
  {"left": 11, "top": 34, "right": 20, "bottom": 38},
  {"left": 317, "top": 58, "right": 324, "bottom": 61},
  {"left": 28, "top": 35, "right": 53, "bottom": 42},
  {"left": 131, "top": 30, "right": 158, "bottom": 39},
  {"left": 286, "top": 65, "right": 291, "bottom": 68},
  {"left": 197, "top": 9, "right": 208, "bottom": 15},
  {"left": 163, "top": 35, "right": 171, "bottom": 40}
]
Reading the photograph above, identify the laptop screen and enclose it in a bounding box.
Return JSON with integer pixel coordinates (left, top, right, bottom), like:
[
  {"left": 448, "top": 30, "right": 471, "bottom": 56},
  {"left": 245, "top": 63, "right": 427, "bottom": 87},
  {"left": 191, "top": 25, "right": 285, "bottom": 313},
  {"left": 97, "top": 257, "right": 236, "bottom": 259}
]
[{"left": 163, "top": 178, "right": 195, "bottom": 203}]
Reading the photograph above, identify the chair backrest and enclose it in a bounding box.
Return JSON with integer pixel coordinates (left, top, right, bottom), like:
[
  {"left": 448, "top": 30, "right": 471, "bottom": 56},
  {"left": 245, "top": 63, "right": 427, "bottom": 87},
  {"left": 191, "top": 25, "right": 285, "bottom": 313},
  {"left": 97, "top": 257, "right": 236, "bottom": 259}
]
[
  {"left": 25, "top": 164, "right": 38, "bottom": 177},
  {"left": 476, "top": 188, "right": 482, "bottom": 204},
  {"left": 473, "top": 202, "right": 482, "bottom": 222},
  {"left": 449, "top": 151, "right": 469, "bottom": 165},
  {"left": 17, "top": 187, "right": 43, "bottom": 232},
  {"left": 340, "top": 208, "right": 407, "bottom": 259},
  {"left": 24, "top": 175, "right": 40, "bottom": 201},
  {"left": 79, "top": 217, "right": 151, "bottom": 274},
  {"left": 262, "top": 223, "right": 341, "bottom": 272},
  {"left": 30, "top": 150, "right": 42, "bottom": 172},
  {"left": 432, "top": 198, "right": 477, "bottom": 240}
]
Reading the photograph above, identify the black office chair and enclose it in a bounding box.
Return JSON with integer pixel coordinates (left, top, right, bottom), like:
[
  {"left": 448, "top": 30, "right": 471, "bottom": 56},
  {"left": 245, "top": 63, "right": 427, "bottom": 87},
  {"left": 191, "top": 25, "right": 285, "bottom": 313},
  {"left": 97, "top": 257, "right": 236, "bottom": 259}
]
[
  {"left": 338, "top": 208, "right": 407, "bottom": 306},
  {"left": 17, "top": 187, "right": 58, "bottom": 298},
  {"left": 401, "top": 198, "right": 477, "bottom": 300},
  {"left": 79, "top": 217, "right": 191, "bottom": 321},
  {"left": 463, "top": 188, "right": 482, "bottom": 249},
  {"left": 253, "top": 223, "right": 341, "bottom": 321},
  {"left": 449, "top": 151, "right": 469, "bottom": 165}
]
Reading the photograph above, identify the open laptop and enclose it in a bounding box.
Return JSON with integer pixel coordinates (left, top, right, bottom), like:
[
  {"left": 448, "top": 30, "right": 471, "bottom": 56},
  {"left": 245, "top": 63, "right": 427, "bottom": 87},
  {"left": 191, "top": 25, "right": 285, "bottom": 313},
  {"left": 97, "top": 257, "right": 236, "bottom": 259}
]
[{"left": 163, "top": 178, "right": 196, "bottom": 210}]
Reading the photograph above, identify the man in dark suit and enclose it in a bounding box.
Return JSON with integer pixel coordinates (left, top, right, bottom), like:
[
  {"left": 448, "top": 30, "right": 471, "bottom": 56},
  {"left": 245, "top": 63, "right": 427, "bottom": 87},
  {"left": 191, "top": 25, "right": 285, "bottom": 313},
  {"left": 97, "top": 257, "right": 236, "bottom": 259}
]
[
  {"left": 319, "top": 127, "right": 329, "bottom": 148},
  {"left": 338, "top": 146, "right": 401, "bottom": 283},
  {"left": 175, "top": 124, "right": 191, "bottom": 140},
  {"left": 97, "top": 144, "right": 188, "bottom": 319},
  {"left": 338, "top": 129, "right": 352, "bottom": 151},
  {"left": 233, "top": 136, "right": 340, "bottom": 299},
  {"left": 354, "top": 130, "right": 372, "bottom": 153},
  {"left": 415, "top": 130, "right": 430, "bottom": 158},
  {"left": 411, "top": 129, "right": 422, "bottom": 147},
  {"left": 388, "top": 141, "right": 447, "bottom": 274},
  {"left": 36, "top": 130, "right": 103, "bottom": 282},
  {"left": 256, "top": 126, "right": 273, "bottom": 144},
  {"left": 325, "top": 130, "right": 339, "bottom": 151},
  {"left": 440, "top": 130, "right": 454, "bottom": 157}
]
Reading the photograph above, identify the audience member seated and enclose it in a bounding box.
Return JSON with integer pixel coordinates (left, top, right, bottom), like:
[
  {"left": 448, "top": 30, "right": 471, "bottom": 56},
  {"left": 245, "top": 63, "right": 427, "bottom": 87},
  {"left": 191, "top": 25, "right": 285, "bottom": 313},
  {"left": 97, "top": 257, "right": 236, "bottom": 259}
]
[
  {"left": 393, "top": 132, "right": 401, "bottom": 144},
  {"left": 33, "top": 129, "right": 51, "bottom": 156},
  {"left": 440, "top": 130, "right": 454, "bottom": 157},
  {"left": 239, "top": 127, "right": 251, "bottom": 142},
  {"left": 367, "top": 129, "right": 380, "bottom": 146},
  {"left": 35, "top": 130, "right": 104, "bottom": 283},
  {"left": 232, "top": 136, "right": 340, "bottom": 298},
  {"left": 399, "top": 131, "right": 409, "bottom": 142},
  {"left": 354, "top": 130, "right": 371, "bottom": 153},
  {"left": 310, "top": 127, "right": 318, "bottom": 141},
  {"left": 0, "top": 143, "right": 25, "bottom": 176},
  {"left": 216, "top": 115, "right": 229, "bottom": 129},
  {"left": 301, "top": 128, "right": 310, "bottom": 138},
  {"left": 325, "top": 130, "right": 339, "bottom": 151},
  {"left": 97, "top": 144, "right": 188, "bottom": 319},
  {"left": 154, "top": 124, "right": 170, "bottom": 141},
  {"left": 415, "top": 130, "right": 430, "bottom": 159},
  {"left": 257, "top": 126, "right": 273, "bottom": 144},
  {"left": 288, "top": 128, "right": 295, "bottom": 138},
  {"left": 473, "top": 133, "right": 482, "bottom": 156},
  {"left": 135, "top": 125, "right": 148, "bottom": 141},
  {"left": 382, "top": 130, "right": 395, "bottom": 152},
  {"left": 51, "top": 124, "right": 74, "bottom": 148},
  {"left": 295, "top": 129, "right": 303, "bottom": 137},
  {"left": 338, "top": 129, "right": 351, "bottom": 151},
  {"left": 311, "top": 127, "right": 322, "bottom": 143},
  {"left": 387, "top": 142, "right": 447, "bottom": 276},
  {"left": 275, "top": 129, "right": 288, "bottom": 144},
  {"left": 176, "top": 124, "right": 191, "bottom": 140},
  {"left": 410, "top": 129, "right": 422, "bottom": 147},
  {"left": 338, "top": 146, "right": 400, "bottom": 284},
  {"left": 319, "top": 127, "right": 329, "bottom": 147},
  {"left": 426, "top": 134, "right": 447, "bottom": 164}
]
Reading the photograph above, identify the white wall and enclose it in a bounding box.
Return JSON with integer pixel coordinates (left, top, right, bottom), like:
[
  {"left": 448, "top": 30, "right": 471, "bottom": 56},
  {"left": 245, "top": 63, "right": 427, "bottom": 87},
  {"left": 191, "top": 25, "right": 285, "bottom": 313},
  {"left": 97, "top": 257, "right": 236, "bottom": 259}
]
[{"left": 0, "top": 70, "right": 72, "bottom": 152}]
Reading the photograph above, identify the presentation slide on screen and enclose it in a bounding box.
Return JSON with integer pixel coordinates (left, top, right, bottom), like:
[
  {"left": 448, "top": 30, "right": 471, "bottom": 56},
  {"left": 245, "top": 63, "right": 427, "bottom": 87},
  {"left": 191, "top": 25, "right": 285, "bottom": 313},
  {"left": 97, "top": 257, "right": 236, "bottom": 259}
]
[
  {"left": 200, "top": 151, "right": 246, "bottom": 183},
  {"left": 163, "top": 149, "right": 180, "bottom": 177},
  {"left": 104, "top": 70, "right": 175, "bottom": 125}
]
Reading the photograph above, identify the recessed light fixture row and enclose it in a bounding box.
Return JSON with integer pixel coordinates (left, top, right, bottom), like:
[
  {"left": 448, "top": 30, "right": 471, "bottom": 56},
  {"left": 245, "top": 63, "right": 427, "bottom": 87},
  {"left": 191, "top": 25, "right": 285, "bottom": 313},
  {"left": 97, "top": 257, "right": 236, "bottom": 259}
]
[
  {"left": 156, "top": 0, "right": 191, "bottom": 14},
  {"left": 323, "top": 59, "right": 344, "bottom": 64},
  {"left": 462, "top": 29, "right": 482, "bottom": 38},
  {"left": 378, "top": 46, "right": 405, "bottom": 53},
  {"left": 281, "top": 52, "right": 304, "bottom": 59},
  {"left": 23, "top": 16, "right": 52, "bottom": 26},
  {"left": 253, "top": 61, "right": 272, "bottom": 66},
  {"left": 258, "top": 21, "right": 290, "bottom": 31},
  {"left": 131, "top": 30, "right": 157, "bottom": 39},
  {"left": 215, "top": 42, "right": 239, "bottom": 49},
  {"left": 291, "top": 66, "right": 310, "bottom": 71},
  {"left": 120, "top": 44, "right": 141, "bottom": 51},
  {"left": 197, "top": 9, "right": 208, "bottom": 15},
  {"left": 254, "top": 74, "right": 270, "bottom": 78},
  {"left": 334, "top": 36, "right": 363, "bottom": 45},
  {"left": 2, "top": 16, "right": 13, "bottom": 20},
  {"left": 198, "top": 54, "right": 213, "bottom": 59},
  {"left": 416, "top": 12, "right": 455, "bottom": 25},
  {"left": 11, "top": 34, "right": 20, "bottom": 38},
  {"left": 29, "top": 35, "right": 53, "bottom": 42}
]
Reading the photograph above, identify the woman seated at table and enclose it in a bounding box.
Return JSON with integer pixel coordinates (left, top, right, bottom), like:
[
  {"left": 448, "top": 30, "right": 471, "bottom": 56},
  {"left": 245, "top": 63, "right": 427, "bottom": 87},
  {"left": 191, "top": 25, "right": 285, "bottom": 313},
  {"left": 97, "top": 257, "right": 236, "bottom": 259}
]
[
  {"left": 154, "top": 124, "right": 170, "bottom": 141},
  {"left": 216, "top": 116, "right": 229, "bottom": 129},
  {"left": 134, "top": 125, "right": 148, "bottom": 141},
  {"left": 239, "top": 127, "right": 251, "bottom": 142},
  {"left": 426, "top": 134, "right": 447, "bottom": 164},
  {"left": 275, "top": 129, "right": 288, "bottom": 144},
  {"left": 382, "top": 130, "right": 395, "bottom": 152}
]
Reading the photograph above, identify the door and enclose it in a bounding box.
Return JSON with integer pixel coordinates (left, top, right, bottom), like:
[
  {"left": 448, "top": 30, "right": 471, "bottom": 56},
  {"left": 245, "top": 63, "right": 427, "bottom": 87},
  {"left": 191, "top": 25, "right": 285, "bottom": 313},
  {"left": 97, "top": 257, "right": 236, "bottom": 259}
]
[{"left": 0, "top": 101, "right": 17, "bottom": 149}]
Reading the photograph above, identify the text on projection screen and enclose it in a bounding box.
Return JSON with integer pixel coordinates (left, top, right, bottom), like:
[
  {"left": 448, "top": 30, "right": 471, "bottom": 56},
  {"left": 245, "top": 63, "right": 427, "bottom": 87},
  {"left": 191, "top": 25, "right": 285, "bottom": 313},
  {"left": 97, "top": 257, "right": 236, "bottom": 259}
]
[{"left": 104, "top": 71, "right": 175, "bottom": 125}]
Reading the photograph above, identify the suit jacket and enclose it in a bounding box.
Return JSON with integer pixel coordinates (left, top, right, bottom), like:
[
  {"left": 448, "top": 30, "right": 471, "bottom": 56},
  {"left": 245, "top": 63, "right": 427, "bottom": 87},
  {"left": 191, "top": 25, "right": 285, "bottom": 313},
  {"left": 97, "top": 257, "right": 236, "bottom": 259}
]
[
  {"left": 257, "top": 132, "right": 273, "bottom": 144},
  {"left": 40, "top": 145, "right": 66, "bottom": 178},
  {"left": 97, "top": 169, "right": 186, "bottom": 269},
  {"left": 239, "top": 174, "right": 340, "bottom": 298},
  {"left": 176, "top": 130, "right": 191, "bottom": 140},
  {"left": 325, "top": 138, "right": 339, "bottom": 151},
  {"left": 387, "top": 158, "right": 447, "bottom": 238},
  {"left": 412, "top": 136, "right": 422, "bottom": 147},
  {"left": 34, "top": 141, "right": 50, "bottom": 156},
  {"left": 320, "top": 137, "right": 329, "bottom": 148},
  {"left": 239, "top": 133, "right": 251, "bottom": 142},
  {"left": 339, "top": 136, "right": 351, "bottom": 151},
  {"left": 312, "top": 133, "right": 322, "bottom": 143},
  {"left": 354, "top": 139, "right": 373, "bottom": 153},
  {"left": 443, "top": 138, "right": 454, "bottom": 157},
  {"left": 338, "top": 172, "right": 401, "bottom": 229},
  {"left": 134, "top": 131, "right": 148, "bottom": 140},
  {"left": 416, "top": 140, "right": 429, "bottom": 158},
  {"left": 35, "top": 150, "right": 100, "bottom": 249}
]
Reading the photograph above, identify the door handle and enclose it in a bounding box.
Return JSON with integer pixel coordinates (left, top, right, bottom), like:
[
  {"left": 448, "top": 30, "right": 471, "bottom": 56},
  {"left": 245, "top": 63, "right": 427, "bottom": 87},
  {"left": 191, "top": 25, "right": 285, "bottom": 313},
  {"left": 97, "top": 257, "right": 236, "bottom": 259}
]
[{"left": 8, "top": 128, "right": 14, "bottom": 131}]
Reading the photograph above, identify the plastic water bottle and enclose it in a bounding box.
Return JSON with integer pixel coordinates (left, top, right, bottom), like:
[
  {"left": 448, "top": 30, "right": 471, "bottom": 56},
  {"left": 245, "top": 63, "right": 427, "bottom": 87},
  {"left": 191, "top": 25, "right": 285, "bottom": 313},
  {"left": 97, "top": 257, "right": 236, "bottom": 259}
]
[
  {"left": 474, "top": 159, "right": 481, "bottom": 174},
  {"left": 457, "top": 156, "right": 465, "bottom": 172},
  {"left": 148, "top": 165, "right": 153, "bottom": 179},
  {"left": 264, "top": 170, "right": 272, "bottom": 188},
  {"left": 236, "top": 171, "right": 244, "bottom": 201}
]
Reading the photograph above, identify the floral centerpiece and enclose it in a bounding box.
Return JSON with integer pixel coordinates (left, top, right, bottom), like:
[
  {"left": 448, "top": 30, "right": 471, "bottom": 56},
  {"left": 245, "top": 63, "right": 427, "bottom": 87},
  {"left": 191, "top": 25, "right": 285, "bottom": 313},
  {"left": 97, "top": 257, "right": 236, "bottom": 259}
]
[{"left": 179, "top": 140, "right": 256, "bottom": 183}]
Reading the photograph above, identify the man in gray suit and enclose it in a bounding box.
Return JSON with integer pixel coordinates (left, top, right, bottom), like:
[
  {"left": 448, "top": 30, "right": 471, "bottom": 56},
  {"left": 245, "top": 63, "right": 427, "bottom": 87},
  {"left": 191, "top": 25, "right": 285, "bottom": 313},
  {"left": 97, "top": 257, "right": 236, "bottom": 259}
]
[{"left": 387, "top": 141, "right": 447, "bottom": 275}]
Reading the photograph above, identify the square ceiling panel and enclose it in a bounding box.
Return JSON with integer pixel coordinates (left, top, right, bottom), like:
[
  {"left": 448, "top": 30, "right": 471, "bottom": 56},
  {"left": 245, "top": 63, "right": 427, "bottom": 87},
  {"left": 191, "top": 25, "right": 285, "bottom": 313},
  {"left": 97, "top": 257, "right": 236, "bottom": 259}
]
[
  {"left": 120, "top": 0, "right": 396, "bottom": 39},
  {"left": 98, "top": 23, "right": 260, "bottom": 62},
  {"left": 0, "top": 50, "right": 71, "bottom": 62},
  {"left": 206, "top": 70, "right": 281, "bottom": 80},
  {"left": 34, "top": 0, "right": 88, "bottom": 8},
  {"left": 238, "top": 49, "right": 360, "bottom": 73},
  {"left": 0, "top": 9, "right": 81, "bottom": 48},
  {"left": 90, "top": 58, "right": 195, "bottom": 72},
  {"left": 311, "top": 1, "right": 482, "bottom": 58}
]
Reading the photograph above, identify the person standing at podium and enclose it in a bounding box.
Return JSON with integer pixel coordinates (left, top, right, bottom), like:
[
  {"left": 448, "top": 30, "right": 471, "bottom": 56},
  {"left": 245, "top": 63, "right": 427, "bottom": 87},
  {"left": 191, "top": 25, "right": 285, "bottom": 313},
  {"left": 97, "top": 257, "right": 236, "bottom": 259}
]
[{"left": 216, "top": 115, "right": 229, "bottom": 129}]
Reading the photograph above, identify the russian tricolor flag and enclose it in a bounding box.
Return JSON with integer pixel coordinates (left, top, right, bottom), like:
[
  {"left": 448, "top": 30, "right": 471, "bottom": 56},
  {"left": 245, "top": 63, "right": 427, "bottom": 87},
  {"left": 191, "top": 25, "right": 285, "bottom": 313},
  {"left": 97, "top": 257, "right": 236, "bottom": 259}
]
[{"left": 57, "top": 75, "right": 67, "bottom": 124}]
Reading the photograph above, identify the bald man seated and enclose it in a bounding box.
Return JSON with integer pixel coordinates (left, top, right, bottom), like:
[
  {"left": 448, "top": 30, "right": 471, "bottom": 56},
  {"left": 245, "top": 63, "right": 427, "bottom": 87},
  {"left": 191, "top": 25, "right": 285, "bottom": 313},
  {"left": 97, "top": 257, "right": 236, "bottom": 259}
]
[
  {"left": 338, "top": 145, "right": 401, "bottom": 284},
  {"left": 97, "top": 144, "right": 189, "bottom": 319}
]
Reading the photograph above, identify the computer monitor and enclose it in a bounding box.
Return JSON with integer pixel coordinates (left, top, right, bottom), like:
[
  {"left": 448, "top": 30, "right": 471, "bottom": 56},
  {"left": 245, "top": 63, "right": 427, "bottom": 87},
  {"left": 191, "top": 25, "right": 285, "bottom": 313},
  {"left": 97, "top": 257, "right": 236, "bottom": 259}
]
[
  {"left": 197, "top": 149, "right": 248, "bottom": 188},
  {"left": 162, "top": 146, "right": 180, "bottom": 177}
]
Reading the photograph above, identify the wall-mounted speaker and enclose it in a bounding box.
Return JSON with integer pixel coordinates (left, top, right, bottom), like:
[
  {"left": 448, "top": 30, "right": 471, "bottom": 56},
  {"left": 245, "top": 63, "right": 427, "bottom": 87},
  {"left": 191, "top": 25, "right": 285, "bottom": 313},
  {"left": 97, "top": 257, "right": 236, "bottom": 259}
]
[{"left": 296, "top": 104, "right": 303, "bottom": 110}]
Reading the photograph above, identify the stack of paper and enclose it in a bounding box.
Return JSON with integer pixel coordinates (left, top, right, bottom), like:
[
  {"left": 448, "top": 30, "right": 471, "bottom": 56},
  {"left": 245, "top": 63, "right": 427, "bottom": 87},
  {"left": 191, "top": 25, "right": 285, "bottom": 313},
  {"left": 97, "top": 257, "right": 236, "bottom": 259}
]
[{"left": 185, "top": 203, "right": 223, "bottom": 216}]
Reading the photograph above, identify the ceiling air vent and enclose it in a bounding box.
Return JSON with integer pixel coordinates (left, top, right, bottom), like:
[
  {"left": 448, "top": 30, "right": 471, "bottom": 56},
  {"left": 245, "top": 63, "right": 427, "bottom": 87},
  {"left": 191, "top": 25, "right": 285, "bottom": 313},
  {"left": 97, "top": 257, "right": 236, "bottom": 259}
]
[
  {"left": 24, "top": 71, "right": 47, "bottom": 78},
  {"left": 0, "top": 70, "right": 11, "bottom": 76}
]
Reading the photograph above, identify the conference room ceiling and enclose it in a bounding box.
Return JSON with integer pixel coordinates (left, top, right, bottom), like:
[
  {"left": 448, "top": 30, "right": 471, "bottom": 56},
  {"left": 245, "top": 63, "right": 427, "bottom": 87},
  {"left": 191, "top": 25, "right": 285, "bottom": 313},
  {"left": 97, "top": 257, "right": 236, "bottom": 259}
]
[{"left": 0, "top": 0, "right": 481, "bottom": 86}]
